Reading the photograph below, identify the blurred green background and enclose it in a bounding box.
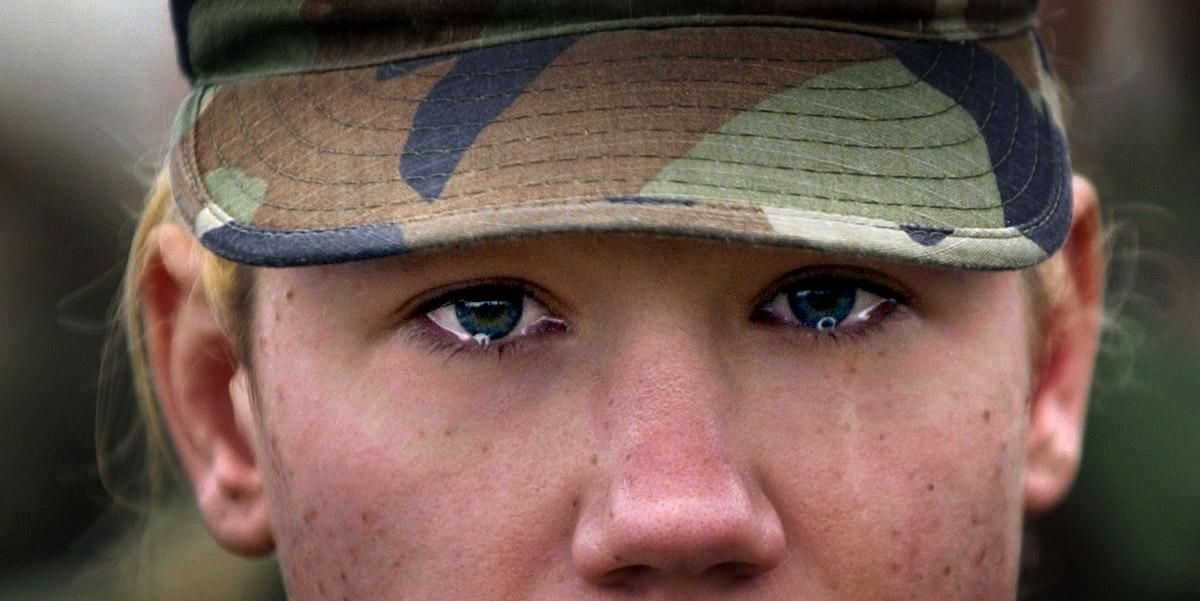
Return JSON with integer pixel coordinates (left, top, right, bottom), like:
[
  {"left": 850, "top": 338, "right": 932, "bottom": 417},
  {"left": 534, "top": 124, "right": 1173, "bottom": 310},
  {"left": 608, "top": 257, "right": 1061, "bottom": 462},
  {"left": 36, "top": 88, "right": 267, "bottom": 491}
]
[{"left": 0, "top": 1, "right": 1196, "bottom": 599}]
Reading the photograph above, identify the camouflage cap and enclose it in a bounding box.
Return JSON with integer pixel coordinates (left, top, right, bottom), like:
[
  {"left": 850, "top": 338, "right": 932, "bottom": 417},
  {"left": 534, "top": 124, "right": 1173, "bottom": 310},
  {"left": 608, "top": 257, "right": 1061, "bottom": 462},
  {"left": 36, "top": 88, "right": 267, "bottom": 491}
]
[{"left": 167, "top": 0, "right": 1070, "bottom": 269}]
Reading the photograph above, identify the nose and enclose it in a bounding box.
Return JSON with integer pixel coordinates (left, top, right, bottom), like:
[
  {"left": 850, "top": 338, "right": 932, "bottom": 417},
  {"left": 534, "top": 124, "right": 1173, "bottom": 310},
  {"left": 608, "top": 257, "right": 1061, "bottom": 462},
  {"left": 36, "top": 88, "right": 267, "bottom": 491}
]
[{"left": 571, "top": 322, "right": 786, "bottom": 589}]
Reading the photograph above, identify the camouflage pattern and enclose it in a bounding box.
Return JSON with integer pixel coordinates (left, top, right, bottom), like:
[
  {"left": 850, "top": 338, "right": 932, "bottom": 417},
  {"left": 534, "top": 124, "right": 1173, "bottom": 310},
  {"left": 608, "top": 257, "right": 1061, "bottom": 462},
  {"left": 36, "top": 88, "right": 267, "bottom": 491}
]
[{"left": 167, "top": 0, "right": 1070, "bottom": 268}]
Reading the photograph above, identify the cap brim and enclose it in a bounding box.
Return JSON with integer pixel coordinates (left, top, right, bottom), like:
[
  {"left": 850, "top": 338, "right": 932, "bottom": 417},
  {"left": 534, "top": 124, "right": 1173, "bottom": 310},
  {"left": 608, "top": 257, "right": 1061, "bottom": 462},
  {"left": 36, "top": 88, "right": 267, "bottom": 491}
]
[{"left": 169, "top": 26, "right": 1070, "bottom": 269}]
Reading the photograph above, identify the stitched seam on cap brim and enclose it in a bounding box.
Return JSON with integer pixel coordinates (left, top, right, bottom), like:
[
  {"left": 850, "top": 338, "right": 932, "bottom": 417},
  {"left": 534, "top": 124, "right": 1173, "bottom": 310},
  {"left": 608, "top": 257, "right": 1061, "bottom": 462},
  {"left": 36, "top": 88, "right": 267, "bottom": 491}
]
[
  {"left": 217, "top": 95, "right": 1010, "bottom": 211},
  {"left": 270, "top": 105, "right": 987, "bottom": 157},
  {"left": 263, "top": 42, "right": 1011, "bottom": 196},
  {"left": 1016, "top": 125, "right": 1069, "bottom": 236},
  {"left": 191, "top": 17, "right": 1034, "bottom": 85},
  {"left": 258, "top": 37, "right": 966, "bottom": 141},
  {"left": 203, "top": 204, "right": 1052, "bottom": 269},
  {"left": 211, "top": 200, "right": 1030, "bottom": 240},
  {"left": 217, "top": 42, "right": 1026, "bottom": 212},
  {"left": 176, "top": 86, "right": 218, "bottom": 229},
  {"left": 303, "top": 38, "right": 938, "bottom": 129},
  {"left": 302, "top": 76, "right": 976, "bottom": 134},
  {"left": 181, "top": 29, "right": 1067, "bottom": 246},
  {"left": 213, "top": 88, "right": 1021, "bottom": 215}
]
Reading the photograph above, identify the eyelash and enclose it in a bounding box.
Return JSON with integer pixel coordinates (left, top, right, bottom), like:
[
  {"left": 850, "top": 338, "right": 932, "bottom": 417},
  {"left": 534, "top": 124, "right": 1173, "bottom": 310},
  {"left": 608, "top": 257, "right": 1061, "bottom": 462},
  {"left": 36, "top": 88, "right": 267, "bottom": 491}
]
[
  {"left": 750, "top": 272, "right": 907, "bottom": 343},
  {"left": 405, "top": 271, "right": 907, "bottom": 358},
  {"left": 404, "top": 280, "right": 566, "bottom": 360},
  {"left": 404, "top": 327, "right": 535, "bottom": 361}
]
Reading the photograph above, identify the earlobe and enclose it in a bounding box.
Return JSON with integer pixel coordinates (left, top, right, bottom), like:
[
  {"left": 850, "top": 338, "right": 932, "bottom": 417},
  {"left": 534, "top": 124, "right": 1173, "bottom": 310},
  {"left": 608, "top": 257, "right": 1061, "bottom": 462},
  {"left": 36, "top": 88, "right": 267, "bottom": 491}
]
[
  {"left": 1024, "top": 175, "right": 1104, "bottom": 513},
  {"left": 141, "top": 224, "right": 274, "bottom": 555}
]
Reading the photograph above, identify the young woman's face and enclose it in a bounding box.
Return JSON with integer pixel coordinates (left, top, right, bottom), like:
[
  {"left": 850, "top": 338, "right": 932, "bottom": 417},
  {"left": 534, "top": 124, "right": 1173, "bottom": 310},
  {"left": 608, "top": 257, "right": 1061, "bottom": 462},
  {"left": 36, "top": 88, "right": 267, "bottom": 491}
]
[{"left": 241, "top": 235, "right": 1035, "bottom": 600}]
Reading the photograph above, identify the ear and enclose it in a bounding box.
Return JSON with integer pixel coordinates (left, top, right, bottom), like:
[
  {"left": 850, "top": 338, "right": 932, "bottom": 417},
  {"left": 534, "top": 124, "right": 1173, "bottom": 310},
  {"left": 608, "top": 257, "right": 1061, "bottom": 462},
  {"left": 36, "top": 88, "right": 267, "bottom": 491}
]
[
  {"left": 1024, "top": 175, "right": 1105, "bottom": 513},
  {"left": 140, "top": 224, "right": 273, "bottom": 555}
]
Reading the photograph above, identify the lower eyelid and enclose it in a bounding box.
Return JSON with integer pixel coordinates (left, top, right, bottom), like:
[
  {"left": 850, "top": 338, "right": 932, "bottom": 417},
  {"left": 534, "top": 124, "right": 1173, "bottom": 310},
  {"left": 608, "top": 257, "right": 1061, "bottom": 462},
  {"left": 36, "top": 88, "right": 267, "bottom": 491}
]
[{"left": 403, "top": 315, "right": 527, "bottom": 358}]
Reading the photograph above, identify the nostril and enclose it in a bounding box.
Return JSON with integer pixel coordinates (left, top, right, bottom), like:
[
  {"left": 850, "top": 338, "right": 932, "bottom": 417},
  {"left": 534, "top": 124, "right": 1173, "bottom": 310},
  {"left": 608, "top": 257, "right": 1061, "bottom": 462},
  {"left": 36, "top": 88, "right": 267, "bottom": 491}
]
[
  {"left": 596, "top": 563, "right": 652, "bottom": 590},
  {"left": 704, "top": 561, "right": 766, "bottom": 585},
  {"left": 598, "top": 561, "right": 763, "bottom": 591}
]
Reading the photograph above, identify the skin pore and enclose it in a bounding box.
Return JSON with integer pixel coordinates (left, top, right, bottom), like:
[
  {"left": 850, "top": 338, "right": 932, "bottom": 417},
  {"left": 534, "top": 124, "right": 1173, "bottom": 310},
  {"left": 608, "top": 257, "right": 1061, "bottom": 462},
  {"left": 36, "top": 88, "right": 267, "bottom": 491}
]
[{"left": 141, "top": 180, "right": 1102, "bottom": 600}]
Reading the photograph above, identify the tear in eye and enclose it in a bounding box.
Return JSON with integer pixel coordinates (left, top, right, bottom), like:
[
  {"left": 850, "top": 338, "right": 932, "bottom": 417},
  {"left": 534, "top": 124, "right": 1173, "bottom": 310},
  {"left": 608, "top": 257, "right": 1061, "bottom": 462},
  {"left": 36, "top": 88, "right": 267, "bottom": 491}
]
[
  {"left": 424, "top": 285, "right": 565, "bottom": 348},
  {"left": 758, "top": 278, "right": 898, "bottom": 334}
]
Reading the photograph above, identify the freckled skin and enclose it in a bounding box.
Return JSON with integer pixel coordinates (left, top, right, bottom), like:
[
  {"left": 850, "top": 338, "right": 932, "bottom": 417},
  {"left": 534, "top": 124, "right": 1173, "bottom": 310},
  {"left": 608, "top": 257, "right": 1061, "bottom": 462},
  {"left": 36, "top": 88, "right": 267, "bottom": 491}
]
[{"left": 242, "top": 236, "right": 1033, "bottom": 601}]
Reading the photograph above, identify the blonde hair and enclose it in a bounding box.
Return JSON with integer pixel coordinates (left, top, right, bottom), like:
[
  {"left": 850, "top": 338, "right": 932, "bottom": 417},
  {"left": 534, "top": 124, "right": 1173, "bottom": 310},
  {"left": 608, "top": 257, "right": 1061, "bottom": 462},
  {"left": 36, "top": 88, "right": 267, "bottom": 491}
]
[{"left": 106, "top": 170, "right": 250, "bottom": 506}]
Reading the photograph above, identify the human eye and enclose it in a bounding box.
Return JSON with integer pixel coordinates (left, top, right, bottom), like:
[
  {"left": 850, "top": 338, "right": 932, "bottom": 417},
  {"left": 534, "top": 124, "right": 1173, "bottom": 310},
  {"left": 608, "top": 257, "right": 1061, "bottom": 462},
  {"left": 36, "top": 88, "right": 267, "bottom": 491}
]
[
  {"left": 416, "top": 281, "right": 568, "bottom": 354},
  {"left": 753, "top": 270, "right": 905, "bottom": 338}
]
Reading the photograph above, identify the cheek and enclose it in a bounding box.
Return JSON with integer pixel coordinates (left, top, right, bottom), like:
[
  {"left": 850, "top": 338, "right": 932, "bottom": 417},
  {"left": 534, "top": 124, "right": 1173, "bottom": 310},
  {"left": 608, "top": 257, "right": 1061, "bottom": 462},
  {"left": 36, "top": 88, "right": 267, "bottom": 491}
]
[
  {"left": 754, "top": 381, "right": 1028, "bottom": 596},
  {"left": 748, "top": 306, "right": 1032, "bottom": 594},
  {"left": 251, "top": 352, "right": 586, "bottom": 600}
]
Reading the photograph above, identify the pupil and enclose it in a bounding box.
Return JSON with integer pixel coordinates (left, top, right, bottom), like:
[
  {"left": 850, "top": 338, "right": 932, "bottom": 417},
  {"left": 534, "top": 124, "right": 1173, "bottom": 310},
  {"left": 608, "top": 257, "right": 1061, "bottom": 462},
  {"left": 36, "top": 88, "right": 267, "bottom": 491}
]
[
  {"left": 788, "top": 286, "right": 855, "bottom": 329},
  {"left": 454, "top": 291, "right": 523, "bottom": 339}
]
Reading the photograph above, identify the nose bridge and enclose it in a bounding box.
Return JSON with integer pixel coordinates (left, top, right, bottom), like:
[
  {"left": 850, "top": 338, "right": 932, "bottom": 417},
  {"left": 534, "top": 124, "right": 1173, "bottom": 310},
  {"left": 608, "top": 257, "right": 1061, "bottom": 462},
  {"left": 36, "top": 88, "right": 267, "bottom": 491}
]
[
  {"left": 572, "top": 314, "right": 785, "bottom": 583},
  {"left": 614, "top": 386, "right": 746, "bottom": 529},
  {"left": 599, "top": 311, "right": 738, "bottom": 491},
  {"left": 600, "top": 296, "right": 731, "bottom": 410},
  {"left": 611, "top": 365, "right": 739, "bottom": 509}
]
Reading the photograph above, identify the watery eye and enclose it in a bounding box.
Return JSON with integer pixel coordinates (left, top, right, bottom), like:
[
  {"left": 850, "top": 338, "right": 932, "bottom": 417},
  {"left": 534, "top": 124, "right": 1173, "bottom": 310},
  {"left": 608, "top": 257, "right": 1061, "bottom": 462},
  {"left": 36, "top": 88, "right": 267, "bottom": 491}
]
[
  {"left": 453, "top": 290, "right": 523, "bottom": 340},
  {"left": 759, "top": 278, "right": 898, "bottom": 333},
  {"left": 424, "top": 285, "right": 564, "bottom": 348}
]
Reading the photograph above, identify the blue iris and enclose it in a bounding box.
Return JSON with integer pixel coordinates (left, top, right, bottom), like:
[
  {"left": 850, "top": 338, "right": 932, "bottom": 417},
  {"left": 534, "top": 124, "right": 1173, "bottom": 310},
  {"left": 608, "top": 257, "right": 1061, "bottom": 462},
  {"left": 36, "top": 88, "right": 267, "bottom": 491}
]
[
  {"left": 453, "top": 288, "right": 523, "bottom": 339},
  {"left": 788, "top": 285, "right": 856, "bottom": 331}
]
